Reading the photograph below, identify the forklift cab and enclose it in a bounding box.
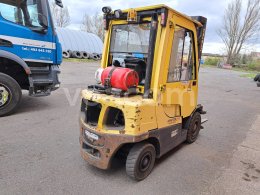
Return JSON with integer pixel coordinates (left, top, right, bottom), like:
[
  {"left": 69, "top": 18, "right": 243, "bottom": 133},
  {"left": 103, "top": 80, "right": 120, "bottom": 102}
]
[
  {"left": 79, "top": 4, "right": 207, "bottom": 181},
  {"left": 100, "top": 6, "right": 206, "bottom": 118}
]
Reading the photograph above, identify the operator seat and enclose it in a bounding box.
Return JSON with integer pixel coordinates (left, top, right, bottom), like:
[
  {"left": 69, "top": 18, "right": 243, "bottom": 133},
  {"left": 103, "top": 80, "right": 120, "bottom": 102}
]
[{"left": 124, "top": 58, "right": 146, "bottom": 85}]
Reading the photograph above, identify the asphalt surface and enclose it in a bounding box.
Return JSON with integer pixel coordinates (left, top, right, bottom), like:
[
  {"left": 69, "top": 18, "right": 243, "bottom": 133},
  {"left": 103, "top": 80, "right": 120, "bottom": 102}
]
[{"left": 0, "top": 62, "right": 259, "bottom": 195}]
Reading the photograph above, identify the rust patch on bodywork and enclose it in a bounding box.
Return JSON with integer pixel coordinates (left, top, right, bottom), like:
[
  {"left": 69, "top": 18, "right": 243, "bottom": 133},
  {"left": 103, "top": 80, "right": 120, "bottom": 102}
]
[{"left": 80, "top": 122, "right": 149, "bottom": 170}]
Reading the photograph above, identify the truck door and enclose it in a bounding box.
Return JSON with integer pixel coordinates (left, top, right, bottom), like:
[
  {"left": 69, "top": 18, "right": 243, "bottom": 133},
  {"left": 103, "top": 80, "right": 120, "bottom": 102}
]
[
  {"left": 160, "top": 16, "right": 198, "bottom": 118},
  {"left": 0, "top": 0, "right": 55, "bottom": 64}
]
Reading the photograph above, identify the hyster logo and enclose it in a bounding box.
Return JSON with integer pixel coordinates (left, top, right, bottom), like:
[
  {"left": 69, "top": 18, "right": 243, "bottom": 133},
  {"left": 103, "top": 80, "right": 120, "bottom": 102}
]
[{"left": 171, "top": 130, "right": 178, "bottom": 137}]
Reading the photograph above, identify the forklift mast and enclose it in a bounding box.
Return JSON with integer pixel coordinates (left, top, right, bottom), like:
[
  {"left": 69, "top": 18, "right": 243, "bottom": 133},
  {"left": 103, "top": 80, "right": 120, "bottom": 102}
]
[{"left": 191, "top": 16, "right": 207, "bottom": 66}]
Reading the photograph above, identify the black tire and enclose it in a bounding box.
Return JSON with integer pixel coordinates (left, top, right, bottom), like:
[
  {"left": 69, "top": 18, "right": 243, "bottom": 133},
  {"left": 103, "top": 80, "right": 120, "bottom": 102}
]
[
  {"left": 254, "top": 74, "right": 260, "bottom": 82},
  {"left": 186, "top": 112, "right": 201, "bottom": 144},
  {"left": 67, "top": 50, "right": 73, "bottom": 57},
  {"left": 90, "top": 54, "right": 99, "bottom": 61},
  {"left": 126, "top": 142, "right": 156, "bottom": 181},
  {"left": 62, "top": 51, "right": 70, "bottom": 59},
  {"left": 72, "top": 51, "right": 83, "bottom": 59},
  {"left": 257, "top": 81, "right": 260, "bottom": 87},
  {"left": 81, "top": 52, "right": 90, "bottom": 59},
  {"left": 0, "top": 73, "right": 22, "bottom": 117}
]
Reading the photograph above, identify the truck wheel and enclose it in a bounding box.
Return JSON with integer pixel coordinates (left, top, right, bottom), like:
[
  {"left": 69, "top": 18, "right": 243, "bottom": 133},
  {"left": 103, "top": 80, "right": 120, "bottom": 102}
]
[
  {"left": 0, "top": 73, "right": 22, "bottom": 117},
  {"left": 126, "top": 142, "right": 156, "bottom": 181},
  {"left": 186, "top": 112, "right": 201, "bottom": 144}
]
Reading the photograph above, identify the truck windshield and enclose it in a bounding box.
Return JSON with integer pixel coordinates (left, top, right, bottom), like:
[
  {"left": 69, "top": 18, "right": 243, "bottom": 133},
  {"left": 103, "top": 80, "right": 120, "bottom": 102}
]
[
  {"left": 0, "top": 0, "right": 44, "bottom": 28},
  {"left": 110, "top": 23, "right": 151, "bottom": 54}
]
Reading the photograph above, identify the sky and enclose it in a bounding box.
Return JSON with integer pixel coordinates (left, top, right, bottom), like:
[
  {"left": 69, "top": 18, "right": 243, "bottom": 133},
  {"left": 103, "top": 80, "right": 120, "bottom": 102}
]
[{"left": 61, "top": 0, "right": 260, "bottom": 54}]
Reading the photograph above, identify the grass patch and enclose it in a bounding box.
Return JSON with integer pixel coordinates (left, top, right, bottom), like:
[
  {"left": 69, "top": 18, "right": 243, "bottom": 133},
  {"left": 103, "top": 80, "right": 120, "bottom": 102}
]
[
  {"left": 201, "top": 64, "right": 217, "bottom": 68},
  {"left": 247, "top": 61, "right": 260, "bottom": 71},
  {"left": 233, "top": 60, "right": 260, "bottom": 72},
  {"left": 240, "top": 73, "right": 257, "bottom": 79},
  {"left": 63, "top": 58, "right": 98, "bottom": 63},
  {"left": 232, "top": 67, "right": 258, "bottom": 79},
  {"left": 232, "top": 67, "right": 258, "bottom": 74},
  {"left": 204, "top": 57, "right": 220, "bottom": 66},
  {"left": 201, "top": 63, "right": 258, "bottom": 79}
]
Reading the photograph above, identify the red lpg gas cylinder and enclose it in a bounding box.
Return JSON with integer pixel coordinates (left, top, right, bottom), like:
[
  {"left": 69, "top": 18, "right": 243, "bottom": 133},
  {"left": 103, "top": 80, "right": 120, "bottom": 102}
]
[{"left": 101, "top": 67, "right": 139, "bottom": 91}]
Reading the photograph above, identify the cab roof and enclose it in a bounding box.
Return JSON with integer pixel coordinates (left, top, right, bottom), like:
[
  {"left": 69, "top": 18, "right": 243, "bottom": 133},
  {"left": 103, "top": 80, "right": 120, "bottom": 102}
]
[{"left": 121, "top": 4, "right": 203, "bottom": 27}]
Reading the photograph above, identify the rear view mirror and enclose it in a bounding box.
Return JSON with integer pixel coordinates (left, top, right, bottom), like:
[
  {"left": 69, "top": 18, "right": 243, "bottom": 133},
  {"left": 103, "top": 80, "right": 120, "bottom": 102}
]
[{"left": 55, "top": 0, "right": 63, "bottom": 8}]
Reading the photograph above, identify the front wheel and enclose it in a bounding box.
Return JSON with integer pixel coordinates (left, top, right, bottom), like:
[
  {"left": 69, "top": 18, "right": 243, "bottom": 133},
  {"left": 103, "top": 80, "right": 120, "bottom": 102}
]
[
  {"left": 186, "top": 112, "right": 201, "bottom": 144},
  {"left": 126, "top": 142, "right": 156, "bottom": 181},
  {"left": 0, "top": 73, "right": 22, "bottom": 117}
]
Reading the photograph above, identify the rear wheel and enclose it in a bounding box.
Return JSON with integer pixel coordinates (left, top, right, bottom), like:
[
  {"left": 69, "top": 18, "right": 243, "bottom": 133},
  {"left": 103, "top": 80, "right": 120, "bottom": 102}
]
[
  {"left": 186, "top": 112, "right": 201, "bottom": 144},
  {"left": 0, "top": 73, "right": 22, "bottom": 117},
  {"left": 126, "top": 142, "right": 156, "bottom": 181}
]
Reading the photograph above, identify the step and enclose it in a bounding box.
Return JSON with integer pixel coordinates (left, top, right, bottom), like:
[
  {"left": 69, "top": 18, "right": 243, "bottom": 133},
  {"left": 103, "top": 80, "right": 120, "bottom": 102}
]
[
  {"left": 32, "top": 79, "right": 54, "bottom": 85},
  {"left": 30, "top": 66, "right": 50, "bottom": 74}
]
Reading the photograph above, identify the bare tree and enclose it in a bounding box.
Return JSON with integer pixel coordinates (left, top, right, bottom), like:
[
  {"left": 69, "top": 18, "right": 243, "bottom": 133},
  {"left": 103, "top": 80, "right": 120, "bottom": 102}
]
[
  {"left": 50, "top": 1, "right": 70, "bottom": 28},
  {"left": 81, "top": 14, "right": 93, "bottom": 32},
  {"left": 218, "top": 0, "right": 260, "bottom": 64},
  {"left": 81, "top": 12, "right": 104, "bottom": 41},
  {"left": 93, "top": 12, "right": 105, "bottom": 41}
]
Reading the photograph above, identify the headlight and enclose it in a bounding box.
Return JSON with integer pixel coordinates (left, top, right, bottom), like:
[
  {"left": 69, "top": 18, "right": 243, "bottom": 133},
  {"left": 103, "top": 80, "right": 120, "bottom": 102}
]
[
  {"left": 114, "top": 9, "right": 123, "bottom": 18},
  {"left": 102, "top": 6, "right": 112, "bottom": 14},
  {"left": 84, "top": 130, "right": 99, "bottom": 141}
]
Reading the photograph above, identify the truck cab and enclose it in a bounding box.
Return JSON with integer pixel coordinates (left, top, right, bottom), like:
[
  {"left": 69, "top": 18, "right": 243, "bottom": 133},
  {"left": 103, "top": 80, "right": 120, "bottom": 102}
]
[
  {"left": 79, "top": 4, "right": 207, "bottom": 180},
  {"left": 0, "top": 0, "right": 63, "bottom": 116}
]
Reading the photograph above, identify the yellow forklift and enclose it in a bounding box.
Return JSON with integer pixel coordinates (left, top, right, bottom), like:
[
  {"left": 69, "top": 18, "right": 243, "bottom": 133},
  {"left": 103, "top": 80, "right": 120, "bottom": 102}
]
[{"left": 79, "top": 4, "right": 207, "bottom": 180}]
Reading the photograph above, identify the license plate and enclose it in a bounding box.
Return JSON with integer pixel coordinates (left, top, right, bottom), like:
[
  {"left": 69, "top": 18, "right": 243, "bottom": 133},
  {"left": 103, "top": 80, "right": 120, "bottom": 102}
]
[{"left": 84, "top": 130, "right": 99, "bottom": 141}]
